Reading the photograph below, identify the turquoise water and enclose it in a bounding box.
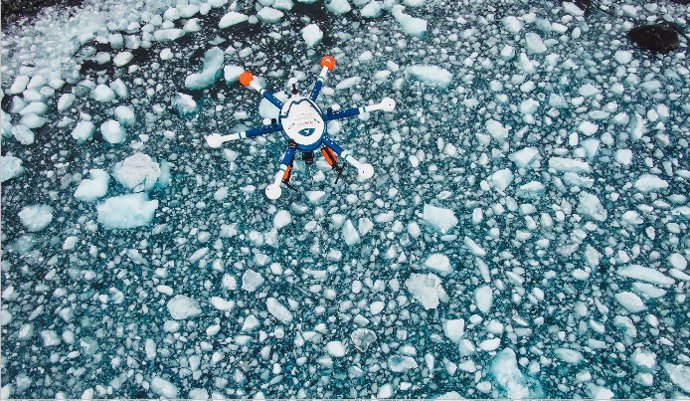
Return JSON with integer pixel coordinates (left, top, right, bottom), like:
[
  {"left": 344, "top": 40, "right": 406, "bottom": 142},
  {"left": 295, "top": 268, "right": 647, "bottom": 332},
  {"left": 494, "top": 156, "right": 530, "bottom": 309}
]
[{"left": 2, "top": 0, "right": 690, "bottom": 398}]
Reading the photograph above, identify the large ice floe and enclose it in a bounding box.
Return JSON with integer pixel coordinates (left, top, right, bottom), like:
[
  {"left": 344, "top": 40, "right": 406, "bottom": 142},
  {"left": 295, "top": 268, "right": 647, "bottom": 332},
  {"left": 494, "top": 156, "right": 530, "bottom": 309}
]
[{"left": 1, "top": 0, "right": 690, "bottom": 398}]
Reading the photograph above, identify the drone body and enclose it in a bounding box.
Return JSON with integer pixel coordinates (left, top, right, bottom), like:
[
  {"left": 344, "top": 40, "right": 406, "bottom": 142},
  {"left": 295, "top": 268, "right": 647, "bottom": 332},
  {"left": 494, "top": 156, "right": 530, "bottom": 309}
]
[{"left": 206, "top": 56, "right": 396, "bottom": 199}]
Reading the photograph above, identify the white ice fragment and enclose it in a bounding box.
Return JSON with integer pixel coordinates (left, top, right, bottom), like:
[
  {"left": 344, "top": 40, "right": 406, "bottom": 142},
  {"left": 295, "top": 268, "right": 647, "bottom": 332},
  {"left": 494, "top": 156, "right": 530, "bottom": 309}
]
[
  {"left": 516, "top": 181, "right": 545, "bottom": 198},
  {"left": 242, "top": 269, "right": 264, "bottom": 292},
  {"left": 443, "top": 319, "right": 465, "bottom": 343},
  {"left": 391, "top": 5, "right": 427, "bottom": 37},
  {"left": 274, "top": 210, "right": 292, "bottom": 229},
  {"left": 485, "top": 119, "right": 509, "bottom": 143},
  {"left": 631, "top": 349, "right": 656, "bottom": 369},
  {"left": 57, "top": 94, "right": 75, "bottom": 111},
  {"left": 405, "top": 273, "right": 448, "bottom": 310},
  {"left": 615, "top": 291, "right": 646, "bottom": 313},
  {"left": 578, "top": 121, "right": 598, "bottom": 136},
  {"left": 424, "top": 253, "right": 452, "bottom": 275},
  {"left": 327, "top": 341, "right": 346, "bottom": 357},
  {"left": 301, "top": 24, "right": 323, "bottom": 47},
  {"left": 224, "top": 65, "right": 244, "bottom": 83},
  {"left": 577, "top": 192, "right": 607, "bottom": 222},
  {"left": 335, "top": 76, "right": 362, "bottom": 90},
  {"left": 9, "top": 75, "right": 30, "bottom": 94},
  {"left": 209, "top": 296, "right": 234, "bottom": 311},
  {"left": 388, "top": 355, "right": 418, "bottom": 371},
  {"left": 114, "top": 105, "right": 135, "bottom": 126},
  {"left": 153, "top": 28, "right": 185, "bottom": 42},
  {"left": 491, "top": 348, "right": 531, "bottom": 398},
  {"left": 475, "top": 285, "right": 493, "bottom": 313},
  {"left": 0, "top": 155, "right": 24, "bottom": 183},
  {"left": 150, "top": 376, "right": 178, "bottom": 399},
  {"left": 524, "top": 32, "right": 546, "bottom": 54},
  {"left": 343, "top": 219, "right": 361, "bottom": 245},
  {"left": 489, "top": 168, "right": 514, "bottom": 192},
  {"left": 634, "top": 174, "right": 668, "bottom": 193},
  {"left": 548, "top": 157, "right": 590, "bottom": 173},
  {"left": 185, "top": 47, "right": 224, "bottom": 90},
  {"left": 113, "top": 52, "right": 133, "bottom": 67},
  {"left": 19, "top": 204, "right": 53, "bottom": 232},
  {"left": 266, "top": 297, "right": 293, "bottom": 323},
  {"left": 502, "top": 16, "right": 523, "bottom": 33},
  {"left": 172, "top": 93, "right": 198, "bottom": 117},
  {"left": 219, "top": 11, "right": 249, "bottom": 28},
  {"left": 257, "top": 7, "right": 284, "bottom": 23},
  {"left": 361, "top": 1, "right": 383, "bottom": 17},
  {"left": 407, "top": 65, "right": 453, "bottom": 88},
  {"left": 617, "top": 265, "right": 674, "bottom": 286},
  {"left": 563, "top": 2, "right": 585, "bottom": 16},
  {"left": 669, "top": 253, "right": 687, "bottom": 271},
  {"left": 422, "top": 204, "right": 457, "bottom": 234},
  {"left": 92, "top": 84, "right": 115, "bottom": 102},
  {"left": 326, "top": 0, "right": 351, "bottom": 15},
  {"left": 464, "top": 236, "right": 486, "bottom": 257},
  {"left": 167, "top": 295, "right": 201, "bottom": 319},
  {"left": 554, "top": 348, "right": 584, "bottom": 364},
  {"left": 12, "top": 125, "right": 34, "bottom": 145},
  {"left": 113, "top": 153, "right": 160, "bottom": 192},
  {"left": 614, "top": 50, "right": 632, "bottom": 65},
  {"left": 100, "top": 119, "right": 126, "bottom": 144},
  {"left": 662, "top": 362, "right": 690, "bottom": 393},
  {"left": 96, "top": 193, "right": 158, "bottom": 229},
  {"left": 509, "top": 147, "right": 539, "bottom": 168},
  {"left": 74, "top": 169, "right": 109, "bottom": 202},
  {"left": 351, "top": 328, "right": 377, "bottom": 351}
]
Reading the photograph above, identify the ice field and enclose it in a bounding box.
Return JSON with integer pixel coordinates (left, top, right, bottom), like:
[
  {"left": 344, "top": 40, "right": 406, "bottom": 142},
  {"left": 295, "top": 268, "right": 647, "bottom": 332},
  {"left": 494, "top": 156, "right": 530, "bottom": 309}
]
[{"left": 1, "top": 0, "right": 690, "bottom": 398}]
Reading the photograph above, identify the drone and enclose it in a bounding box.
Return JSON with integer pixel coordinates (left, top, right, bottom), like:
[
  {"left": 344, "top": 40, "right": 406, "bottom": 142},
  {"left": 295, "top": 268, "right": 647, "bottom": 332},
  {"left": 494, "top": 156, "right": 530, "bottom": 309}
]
[{"left": 206, "top": 55, "right": 396, "bottom": 200}]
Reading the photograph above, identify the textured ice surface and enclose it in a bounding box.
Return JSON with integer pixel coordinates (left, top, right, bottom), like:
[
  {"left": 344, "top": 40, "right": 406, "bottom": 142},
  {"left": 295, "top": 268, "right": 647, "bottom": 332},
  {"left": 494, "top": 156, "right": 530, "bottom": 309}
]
[{"left": 2, "top": 0, "right": 690, "bottom": 398}]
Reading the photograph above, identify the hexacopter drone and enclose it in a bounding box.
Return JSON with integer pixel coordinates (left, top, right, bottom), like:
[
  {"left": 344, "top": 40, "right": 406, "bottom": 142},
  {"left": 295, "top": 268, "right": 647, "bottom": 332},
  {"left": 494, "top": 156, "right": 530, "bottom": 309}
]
[{"left": 206, "top": 55, "right": 396, "bottom": 200}]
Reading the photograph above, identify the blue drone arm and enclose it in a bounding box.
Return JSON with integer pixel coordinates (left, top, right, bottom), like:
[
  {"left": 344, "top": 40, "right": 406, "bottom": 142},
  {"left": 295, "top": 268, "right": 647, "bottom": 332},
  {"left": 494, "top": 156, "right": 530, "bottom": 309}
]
[
  {"left": 240, "top": 71, "right": 283, "bottom": 109},
  {"left": 324, "top": 97, "right": 397, "bottom": 122},
  {"left": 310, "top": 56, "right": 336, "bottom": 101},
  {"left": 205, "top": 123, "right": 282, "bottom": 148}
]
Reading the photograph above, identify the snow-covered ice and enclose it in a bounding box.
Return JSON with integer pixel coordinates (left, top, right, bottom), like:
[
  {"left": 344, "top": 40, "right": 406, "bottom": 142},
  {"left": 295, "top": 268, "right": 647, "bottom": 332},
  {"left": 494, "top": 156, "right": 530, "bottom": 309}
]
[
  {"left": 405, "top": 273, "right": 448, "bottom": 310},
  {"left": 112, "top": 153, "right": 161, "bottom": 192},
  {"left": 74, "top": 169, "right": 109, "bottom": 202},
  {"left": 96, "top": 193, "right": 158, "bottom": 229}
]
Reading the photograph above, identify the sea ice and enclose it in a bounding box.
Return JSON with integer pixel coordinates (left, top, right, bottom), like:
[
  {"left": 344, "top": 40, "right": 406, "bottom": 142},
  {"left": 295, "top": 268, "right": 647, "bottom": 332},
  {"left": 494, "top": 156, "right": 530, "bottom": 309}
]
[
  {"left": 662, "top": 362, "right": 690, "bottom": 393},
  {"left": 74, "top": 169, "right": 109, "bottom": 202},
  {"left": 301, "top": 24, "right": 323, "bottom": 47},
  {"left": 167, "top": 295, "right": 202, "bottom": 319},
  {"left": 326, "top": 0, "right": 351, "bottom": 15},
  {"left": 391, "top": 5, "right": 427, "bottom": 37},
  {"left": 615, "top": 291, "right": 646, "bottom": 313},
  {"left": 0, "top": 155, "right": 24, "bottom": 183},
  {"left": 327, "top": 341, "right": 346, "bottom": 357},
  {"left": 405, "top": 273, "right": 448, "bottom": 310},
  {"left": 424, "top": 253, "right": 452, "bottom": 275},
  {"left": 18, "top": 204, "right": 53, "bottom": 232},
  {"left": 219, "top": 11, "right": 249, "bottom": 28},
  {"left": 491, "top": 348, "right": 531, "bottom": 398},
  {"left": 475, "top": 285, "right": 493, "bottom": 313},
  {"left": 112, "top": 153, "right": 161, "bottom": 192},
  {"left": 577, "top": 192, "right": 607, "bottom": 222},
  {"left": 407, "top": 65, "right": 453, "bottom": 88},
  {"left": 266, "top": 297, "right": 293, "bottom": 323},
  {"left": 634, "top": 174, "right": 668, "bottom": 193},
  {"left": 96, "top": 193, "right": 159, "bottom": 229},
  {"left": 185, "top": 47, "right": 224, "bottom": 90},
  {"left": 150, "top": 377, "right": 178, "bottom": 398},
  {"left": 351, "top": 328, "right": 377, "bottom": 351},
  {"left": 100, "top": 119, "right": 126, "bottom": 144},
  {"left": 422, "top": 204, "right": 457, "bottom": 234}
]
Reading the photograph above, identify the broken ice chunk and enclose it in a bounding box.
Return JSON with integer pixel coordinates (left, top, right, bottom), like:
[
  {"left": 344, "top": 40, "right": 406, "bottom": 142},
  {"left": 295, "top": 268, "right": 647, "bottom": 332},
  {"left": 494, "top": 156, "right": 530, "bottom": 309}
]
[
  {"left": 361, "top": 1, "right": 383, "bottom": 17},
  {"left": 100, "top": 119, "right": 126, "bottom": 144},
  {"left": 617, "top": 265, "right": 674, "bottom": 286},
  {"left": 219, "top": 11, "right": 249, "bottom": 28},
  {"left": 326, "top": 0, "right": 351, "bottom": 15},
  {"left": 19, "top": 204, "right": 53, "bottom": 232},
  {"left": 112, "top": 153, "right": 161, "bottom": 192},
  {"left": 509, "top": 147, "right": 539, "bottom": 168},
  {"left": 12, "top": 125, "right": 34, "bottom": 145},
  {"left": 0, "top": 155, "right": 24, "bottom": 183},
  {"left": 242, "top": 269, "right": 264, "bottom": 292},
  {"left": 615, "top": 291, "right": 646, "bottom": 313},
  {"left": 343, "top": 219, "right": 361, "bottom": 245},
  {"left": 150, "top": 376, "right": 178, "bottom": 398},
  {"left": 525, "top": 32, "right": 547, "bottom": 54},
  {"left": 554, "top": 348, "right": 584, "bottom": 364},
  {"left": 391, "top": 5, "right": 426, "bottom": 37},
  {"left": 634, "top": 174, "right": 668, "bottom": 193},
  {"left": 407, "top": 65, "right": 453, "bottom": 88},
  {"left": 577, "top": 192, "right": 607, "bottom": 222},
  {"left": 548, "top": 157, "right": 590, "bottom": 173},
  {"left": 491, "top": 348, "right": 531, "bottom": 398},
  {"left": 266, "top": 297, "right": 293, "bottom": 323},
  {"left": 224, "top": 65, "right": 244, "bottom": 83},
  {"left": 464, "top": 236, "right": 486, "bottom": 257},
  {"left": 405, "top": 273, "right": 448, "bottom": 310},
  {"left": 172, "top": 93, "right": 198, "bottom": 117},
  {"left": 301, "top": 24, "right": 323, "bottom": 47},
  {"left": 388, "top": 355, "right": 418, "bottom": 372},
  {"left": 71, "top": 121, "right": 95, "bottom": 142},
  {"left": 485, "top": 119, "right": 509, "bottom": 143},
  {"left": 185, "top": 47, "right": 224, "bottom": 90},
  {"left": 516, "top": 181, "right": 545, "bottom": 198},
  {"left": 424, "top": 253, "right": 452, "bottom": 275},
  {"left": 327, "top": 341, "right": 346, "bottom": 357},
  {"left": 96, "top": 193, "right": 158, "bottom": 229},
  {"left": 422, "top": 204, "right": 457, "bottom": 234},
  {"left": 443, "top": 319, "right": 465, "bottom": 343},
  {"left": 257, "top": 7, "right": 284, "bottom": 23},
  {"left": 662, "top": 362, "right": 690, "bottom": 393},
  {"left": 475, "top": 285, "right": 493, "bottom": 313},
  {"left": 351, "top": 328, "right": 377, "bottom": 351},
  {"left": 167, "top": 295, "right": 201, "bottom": 319},
  {"left": 488, "top": 168, "right": 514, "bottom": 192},
  {"left": 74, "top": 169, "right": 109, "bottom": 202},
  {"left": 92, "top": 84, "right": 115, "bottom": 102}
]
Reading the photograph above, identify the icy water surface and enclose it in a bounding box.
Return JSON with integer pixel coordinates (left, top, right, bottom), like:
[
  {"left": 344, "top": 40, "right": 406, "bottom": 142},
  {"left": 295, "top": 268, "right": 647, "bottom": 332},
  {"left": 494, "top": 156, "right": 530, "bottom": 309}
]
[{"left": 2, "top": 0, "right": 690, "bottom": 398}]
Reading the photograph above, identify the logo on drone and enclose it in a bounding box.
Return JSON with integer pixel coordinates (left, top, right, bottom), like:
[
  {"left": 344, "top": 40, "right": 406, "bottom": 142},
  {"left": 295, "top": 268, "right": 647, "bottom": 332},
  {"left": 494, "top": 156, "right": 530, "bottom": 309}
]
[{"left": 299, "top": 128, "right": 316, "bottom": 136}]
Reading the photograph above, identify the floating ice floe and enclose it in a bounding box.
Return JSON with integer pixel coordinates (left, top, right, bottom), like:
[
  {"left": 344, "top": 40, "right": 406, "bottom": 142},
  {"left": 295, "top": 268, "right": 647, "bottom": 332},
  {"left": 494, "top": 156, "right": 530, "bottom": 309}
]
[
  {"left": 424, "top": 253, "right": 452, "bottom": 275},
  {"left": 0, "top": 155, "right": 24, "bottom": 183},
  {"left": 167, "top": 295, "right": 202, "bottom": 319},
  {"left": 406, "top": 65, "right": 453, "bottom": 88},
  {"left": 422, "top": 204, "right": 457, "bottom": 234},
  {"left": 74, "top": 169, "right": 109, "bottom": 202},
  {"left": 18, "top": 204, "right": 53, "bottom": 232},
  {"left": 301, "top": 24, "right": 323, "bottom": 47},
  {"left": 219, "top": 11, "right": 249, "bottom": 29},
  {"left": 96, "top": 193, "right": 158, "bottom": 229},
  {"left": 112, "top": 153, "right": 161, "bottom": 192},
  {"left": 405, "top": 273, "right": 448, "bottom": 310},
  {"left": 185, "top": 47, "right": 224, "bottom": 90},
  {"left": 266, "top": 297, "right": 293, "bottom": 323}
]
